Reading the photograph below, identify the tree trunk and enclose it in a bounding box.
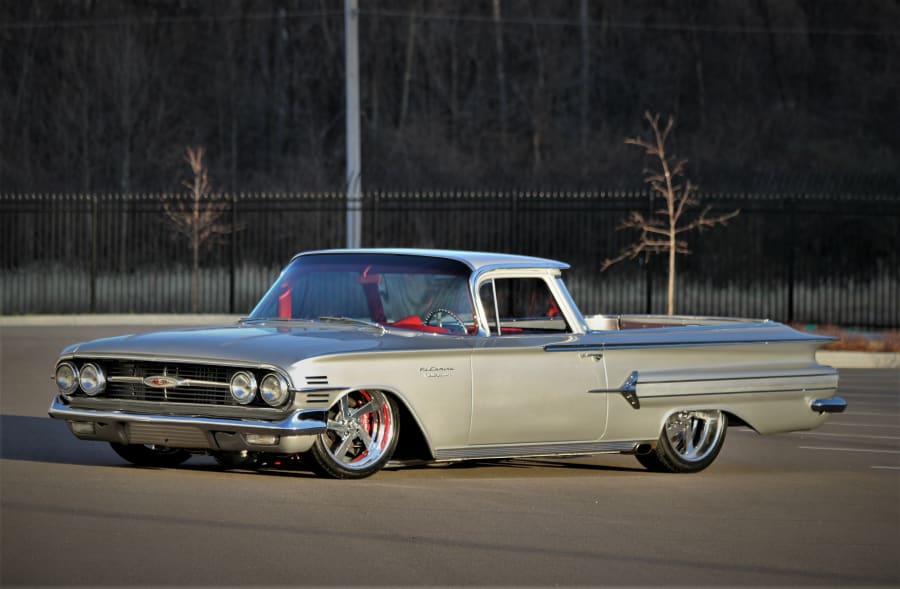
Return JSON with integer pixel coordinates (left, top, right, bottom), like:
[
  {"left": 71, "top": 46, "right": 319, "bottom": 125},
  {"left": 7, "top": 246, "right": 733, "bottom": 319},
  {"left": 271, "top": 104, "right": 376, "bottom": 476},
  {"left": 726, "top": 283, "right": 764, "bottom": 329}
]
[
  {"left": 667, "top": 232, "right": 676, "bottom": 316},
  {"left": 192, "top": 187, "right": 201, "bottom": 314},
  {"left": 192, "top": 231, "right": 200, "bottom": 313},
  {"left": 118, "top": 20, "right": 133, "bottom": 273}
]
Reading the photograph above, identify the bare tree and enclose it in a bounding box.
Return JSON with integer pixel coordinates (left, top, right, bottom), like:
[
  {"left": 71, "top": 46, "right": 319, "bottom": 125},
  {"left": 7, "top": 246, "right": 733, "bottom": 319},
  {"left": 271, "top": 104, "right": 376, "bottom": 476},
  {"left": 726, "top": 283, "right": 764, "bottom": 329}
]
[
  {"left": 163, "top": 146, "right": 230, "bottom": 313},
  {"left": 602, "top": 112, "right": 739, "bottom": 315}
]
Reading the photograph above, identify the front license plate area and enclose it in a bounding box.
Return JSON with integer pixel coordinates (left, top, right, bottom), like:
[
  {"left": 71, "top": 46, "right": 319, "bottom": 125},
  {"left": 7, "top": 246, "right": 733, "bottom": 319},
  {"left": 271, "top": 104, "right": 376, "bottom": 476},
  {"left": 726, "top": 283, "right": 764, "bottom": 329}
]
[{"left": 127, "top": 423, "right": 211, "bottom": 449}]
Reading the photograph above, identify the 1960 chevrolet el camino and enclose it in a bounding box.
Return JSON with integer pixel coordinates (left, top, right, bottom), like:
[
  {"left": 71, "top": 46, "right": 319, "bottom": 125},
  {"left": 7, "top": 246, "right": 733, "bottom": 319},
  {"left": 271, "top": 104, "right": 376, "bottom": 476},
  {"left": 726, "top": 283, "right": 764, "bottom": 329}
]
[{"left": 49, "top": 249, "right": 846, "bottom": 478}]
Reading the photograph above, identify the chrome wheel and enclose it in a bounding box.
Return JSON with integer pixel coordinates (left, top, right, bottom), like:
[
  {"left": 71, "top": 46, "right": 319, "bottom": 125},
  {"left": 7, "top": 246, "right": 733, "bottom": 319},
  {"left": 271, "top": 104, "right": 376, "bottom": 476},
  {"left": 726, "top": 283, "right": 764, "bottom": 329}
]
[
  {"left": 308, "top": 390, "right": 399, "bottom": 479},
  {"left": 637, "top": 409, "right": 727, "bottom": 473},
  {"left": 664, "top": 410, "right": 726, "bottom": 462}
]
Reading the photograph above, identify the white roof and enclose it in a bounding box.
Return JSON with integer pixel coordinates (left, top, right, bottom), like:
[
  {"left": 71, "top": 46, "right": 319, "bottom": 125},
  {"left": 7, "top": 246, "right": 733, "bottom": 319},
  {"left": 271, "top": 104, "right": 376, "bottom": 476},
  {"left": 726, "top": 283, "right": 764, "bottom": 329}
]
[{"left": 298, "top": 248, "right": 569, "bottom": 272}]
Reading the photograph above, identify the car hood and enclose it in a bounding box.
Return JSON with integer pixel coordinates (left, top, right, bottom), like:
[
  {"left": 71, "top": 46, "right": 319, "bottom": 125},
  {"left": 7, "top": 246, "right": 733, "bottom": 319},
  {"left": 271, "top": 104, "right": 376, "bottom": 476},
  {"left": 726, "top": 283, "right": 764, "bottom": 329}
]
[{"left": 63, "top": 321, "right": 397, "bottom": 369}]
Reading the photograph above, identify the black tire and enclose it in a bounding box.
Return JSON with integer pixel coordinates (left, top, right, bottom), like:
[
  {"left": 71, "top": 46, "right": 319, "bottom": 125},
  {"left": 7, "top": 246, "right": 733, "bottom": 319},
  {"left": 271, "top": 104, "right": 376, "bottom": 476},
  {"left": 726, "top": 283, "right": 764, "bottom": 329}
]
[
  {"left": 635, "top": 449, "right": 667, "bottom": 471},
  {"left": 636, "top": 410, "right": 727, "bottom": 473},
  {"left": 109, "top": 442, "right": 191, "bottom": 467},
  {"left": 307, "top": 390, "right": 400, "bottom": 479}
]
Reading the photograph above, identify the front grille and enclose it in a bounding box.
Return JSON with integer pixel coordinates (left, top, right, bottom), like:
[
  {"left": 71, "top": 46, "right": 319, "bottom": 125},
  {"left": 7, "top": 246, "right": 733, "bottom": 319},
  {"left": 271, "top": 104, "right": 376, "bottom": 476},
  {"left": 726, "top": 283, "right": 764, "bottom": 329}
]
[{"left": 103, "top": 360, "right": 238, "bottom": 406}]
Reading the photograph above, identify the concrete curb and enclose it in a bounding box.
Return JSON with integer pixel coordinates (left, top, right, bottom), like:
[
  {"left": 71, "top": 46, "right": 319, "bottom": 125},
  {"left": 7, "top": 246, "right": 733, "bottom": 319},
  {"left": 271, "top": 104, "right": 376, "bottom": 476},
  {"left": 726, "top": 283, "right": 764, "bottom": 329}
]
[
  {"left": 816, "top": 351, "right": 900, "bottom": 370},
  {"left": 2, "top": 315, "right": 898, "bottom": 370}
]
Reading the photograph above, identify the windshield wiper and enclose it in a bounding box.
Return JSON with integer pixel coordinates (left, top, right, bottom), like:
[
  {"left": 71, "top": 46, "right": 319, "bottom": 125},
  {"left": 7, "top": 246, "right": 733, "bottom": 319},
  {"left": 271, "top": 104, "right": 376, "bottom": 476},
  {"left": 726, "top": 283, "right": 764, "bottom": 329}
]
[
  {"left": 239, "top": 317, "right": 316, "bottom": 326},
  {"left": 318, "top": 316, "right": 386, "bottom": 333}
]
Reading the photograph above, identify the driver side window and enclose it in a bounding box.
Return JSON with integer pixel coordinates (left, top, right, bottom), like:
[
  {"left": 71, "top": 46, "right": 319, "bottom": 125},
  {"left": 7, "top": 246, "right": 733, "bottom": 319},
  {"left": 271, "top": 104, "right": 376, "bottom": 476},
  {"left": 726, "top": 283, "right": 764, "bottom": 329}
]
[{"left": 479, "top": 277, "right": 570, "bottom": 335}]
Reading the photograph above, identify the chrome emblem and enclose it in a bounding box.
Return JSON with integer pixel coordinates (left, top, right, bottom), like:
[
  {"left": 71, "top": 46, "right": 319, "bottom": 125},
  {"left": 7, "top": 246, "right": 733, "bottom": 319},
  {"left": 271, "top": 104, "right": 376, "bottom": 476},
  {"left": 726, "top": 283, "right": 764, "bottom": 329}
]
[
  {"left": 143, "top": 375, "right": 180, "bottom": 389},
  {"left": 419, "top": 366, "right": 455, "bottom": 379}
]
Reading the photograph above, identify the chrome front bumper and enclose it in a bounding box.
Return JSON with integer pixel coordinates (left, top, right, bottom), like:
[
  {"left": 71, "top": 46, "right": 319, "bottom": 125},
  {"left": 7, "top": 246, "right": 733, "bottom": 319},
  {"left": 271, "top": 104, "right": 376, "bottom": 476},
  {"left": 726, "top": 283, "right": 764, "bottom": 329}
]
[{"left": 48, "top": 394, "right": 327, "bottom": 452}]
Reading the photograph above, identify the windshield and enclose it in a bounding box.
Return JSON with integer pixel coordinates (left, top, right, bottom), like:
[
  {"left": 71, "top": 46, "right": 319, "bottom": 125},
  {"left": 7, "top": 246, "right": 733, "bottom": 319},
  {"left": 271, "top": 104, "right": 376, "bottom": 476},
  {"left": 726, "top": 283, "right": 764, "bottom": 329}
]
[{"left": 249, "top": 253, "right": 476, "bottom": 335}]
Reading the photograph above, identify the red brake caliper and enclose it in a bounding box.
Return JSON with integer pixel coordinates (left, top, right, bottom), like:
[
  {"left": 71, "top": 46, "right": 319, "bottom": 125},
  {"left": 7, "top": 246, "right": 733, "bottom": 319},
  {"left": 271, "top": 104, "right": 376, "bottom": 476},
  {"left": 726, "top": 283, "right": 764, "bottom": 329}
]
[{"left": 352, "top": 390, "right": 373, "bottom": 463}]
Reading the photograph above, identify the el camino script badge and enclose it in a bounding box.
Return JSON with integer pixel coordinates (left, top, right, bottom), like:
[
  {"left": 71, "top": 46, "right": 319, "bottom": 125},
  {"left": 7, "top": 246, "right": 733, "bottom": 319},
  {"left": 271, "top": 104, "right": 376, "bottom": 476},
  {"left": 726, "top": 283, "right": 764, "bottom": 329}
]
[
  {"left": 143, "top": 376, "right": 180, "bottom": 388},
  {"left": 420, "top": 367, "right": 455, "bottom": 379}
]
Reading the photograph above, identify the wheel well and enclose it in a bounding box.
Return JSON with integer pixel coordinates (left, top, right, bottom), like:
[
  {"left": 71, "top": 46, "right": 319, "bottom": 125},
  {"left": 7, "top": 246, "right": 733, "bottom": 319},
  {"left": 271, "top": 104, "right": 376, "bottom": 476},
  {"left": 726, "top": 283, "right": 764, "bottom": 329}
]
[
  {"left": 387, "top": 392, "right": 434, "bottom": 462},
  {"left": 660, "top": 408, "right": 755, "bottom": 432},
  {"left": 725, "top": 411, "right": 755, "bottom": 431}
]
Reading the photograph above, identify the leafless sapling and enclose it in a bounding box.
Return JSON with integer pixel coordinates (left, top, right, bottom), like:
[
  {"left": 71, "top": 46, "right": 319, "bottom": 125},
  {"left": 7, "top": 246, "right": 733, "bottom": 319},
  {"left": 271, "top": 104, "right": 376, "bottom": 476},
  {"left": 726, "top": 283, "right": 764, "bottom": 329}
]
[
  {"left": 602, "top": 112, "right": 739, "bottom": 315},
  {"left": 162, "top": 146, "right": 230, "bottom": 313}
]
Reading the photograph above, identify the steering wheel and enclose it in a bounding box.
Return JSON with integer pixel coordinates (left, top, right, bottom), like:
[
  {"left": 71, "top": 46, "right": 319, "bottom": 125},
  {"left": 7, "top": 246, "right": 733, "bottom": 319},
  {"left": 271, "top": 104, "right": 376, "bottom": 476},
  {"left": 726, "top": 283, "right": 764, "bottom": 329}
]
[{"left": 424, "top": 308, "right": 467, "bottom": 334}]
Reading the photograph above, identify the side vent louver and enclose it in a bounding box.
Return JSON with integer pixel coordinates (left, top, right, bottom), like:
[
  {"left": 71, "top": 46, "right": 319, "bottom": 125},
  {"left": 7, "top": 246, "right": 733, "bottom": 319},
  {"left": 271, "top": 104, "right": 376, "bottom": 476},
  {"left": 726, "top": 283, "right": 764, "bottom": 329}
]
[{"left": 305, "top": 376, "right": 329, "bottom": 386}]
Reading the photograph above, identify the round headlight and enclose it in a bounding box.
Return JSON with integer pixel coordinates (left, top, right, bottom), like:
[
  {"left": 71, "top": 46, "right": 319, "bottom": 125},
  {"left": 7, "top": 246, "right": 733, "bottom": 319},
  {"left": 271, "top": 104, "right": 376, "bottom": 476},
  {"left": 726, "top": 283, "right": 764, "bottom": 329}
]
[
  {"left": 260, "top": 373, "right": 289, "bottom": 407},
  {"left": 78, "top": 363, "right": 106, "bottom": 396},
  {"left": 230, "top": 371, "right": 257, "bottom": 405},
  {"left": 56, "top": 362, "right": 79, "bottom": 395}
]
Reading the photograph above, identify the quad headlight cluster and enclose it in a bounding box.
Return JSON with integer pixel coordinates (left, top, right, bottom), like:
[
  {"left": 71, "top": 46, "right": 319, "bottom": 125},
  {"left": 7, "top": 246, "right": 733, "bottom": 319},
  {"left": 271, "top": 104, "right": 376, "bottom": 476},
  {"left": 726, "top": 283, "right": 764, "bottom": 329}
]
[
  {"left": 230, "top": 371, "right": 289, "bottom": 407},
  {"left": 56, "top": 361, "right": 291, "bottom": 408},
  {"left": 55, "top": 362, "right": 106, "bottom": 396}
]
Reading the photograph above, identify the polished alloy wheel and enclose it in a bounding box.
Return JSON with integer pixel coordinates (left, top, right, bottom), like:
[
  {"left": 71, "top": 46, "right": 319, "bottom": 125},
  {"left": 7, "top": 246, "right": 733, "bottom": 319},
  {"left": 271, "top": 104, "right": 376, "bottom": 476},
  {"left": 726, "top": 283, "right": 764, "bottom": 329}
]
[
  {"left": 309, "top": 389, "right": 399, "bottom": 478},
  {"left": 636, "top": 409, "right": 727, "bottom": 473},
  {"left": 663, "top": 410, "right": 726, "bottom": 463}
]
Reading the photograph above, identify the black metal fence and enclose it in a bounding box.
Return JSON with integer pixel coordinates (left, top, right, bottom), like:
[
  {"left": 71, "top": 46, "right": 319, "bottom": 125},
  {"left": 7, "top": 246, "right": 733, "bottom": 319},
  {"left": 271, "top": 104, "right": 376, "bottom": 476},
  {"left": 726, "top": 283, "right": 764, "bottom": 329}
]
[{"left": 1, "top": 192, "right": 898, "bottom": 328}]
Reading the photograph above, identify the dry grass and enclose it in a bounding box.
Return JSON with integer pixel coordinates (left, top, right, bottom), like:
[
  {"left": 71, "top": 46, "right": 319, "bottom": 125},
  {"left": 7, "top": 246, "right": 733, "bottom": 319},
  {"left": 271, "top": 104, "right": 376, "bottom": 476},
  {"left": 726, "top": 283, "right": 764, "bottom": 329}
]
[{"left": 795, "top": 324, "right": 900, "bottom": 352}]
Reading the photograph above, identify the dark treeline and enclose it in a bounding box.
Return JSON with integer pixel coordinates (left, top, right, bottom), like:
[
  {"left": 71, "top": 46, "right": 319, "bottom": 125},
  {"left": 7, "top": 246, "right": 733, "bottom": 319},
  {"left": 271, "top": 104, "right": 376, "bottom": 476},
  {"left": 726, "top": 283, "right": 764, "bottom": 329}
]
[{"left": 2, "top": 0, "right": 899, "bottom": 195}]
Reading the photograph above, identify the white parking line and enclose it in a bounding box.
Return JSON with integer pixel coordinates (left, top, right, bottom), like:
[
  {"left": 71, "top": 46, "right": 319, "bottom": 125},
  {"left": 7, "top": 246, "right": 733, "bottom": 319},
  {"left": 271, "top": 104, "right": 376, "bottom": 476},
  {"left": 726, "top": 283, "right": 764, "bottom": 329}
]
[
  {"left": 799, "top": 446, "right": 900, "bottom": 454},
  {"left": 871, "top": 466, "right": 900, "bottom": 470},
  {"left": 847, "top": 392, "right": 900, "bottom": 398},
  {"left": 825, "top": 422, "right": 900, "bottom": 429},
  {"left": 791, "top": 431, "right": 900, "bottom": 441}
]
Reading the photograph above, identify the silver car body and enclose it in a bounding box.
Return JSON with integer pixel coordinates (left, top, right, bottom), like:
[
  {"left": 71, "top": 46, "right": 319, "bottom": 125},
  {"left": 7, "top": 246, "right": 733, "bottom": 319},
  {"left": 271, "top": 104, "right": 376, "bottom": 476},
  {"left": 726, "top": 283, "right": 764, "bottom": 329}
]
[{"left": 49, "top": 248, "right": 845, "bottom": 475}]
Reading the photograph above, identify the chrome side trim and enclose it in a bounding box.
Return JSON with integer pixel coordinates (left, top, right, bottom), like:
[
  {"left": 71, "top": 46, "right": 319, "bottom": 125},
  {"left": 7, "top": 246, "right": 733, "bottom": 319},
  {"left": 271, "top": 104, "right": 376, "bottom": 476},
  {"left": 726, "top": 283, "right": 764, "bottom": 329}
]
[
  {"left": 434, "top": 440, "right": 638, "bottom": 461},
  {"left": 544, "top": 344, "right": 604, "bottom": 353},
  {"left": 48, "top": 395, "right": 327, "bottom": 436},
  {"left": 587, "top": 371, "right": 840, "bottom": 410},
  {"left": 811, "top": 396, "right": 847, "bottom": 414},
  {"left": 297, "top": 386, "right": 347, "bottom": 393},
  {"left": 601, "top": 338, "right": 825, "bottom": 350},
  {"left": 636, "top": 371, "right": 837, "bottom": 385},
  {"left": 643, "top": 386, "right": 836, "bottom": 399},
  {"left": 61, "top": 353, "right": 288, "bottom": 376},
  {"left": 589, "top": 370, "right": 640, "bottom": 409}
]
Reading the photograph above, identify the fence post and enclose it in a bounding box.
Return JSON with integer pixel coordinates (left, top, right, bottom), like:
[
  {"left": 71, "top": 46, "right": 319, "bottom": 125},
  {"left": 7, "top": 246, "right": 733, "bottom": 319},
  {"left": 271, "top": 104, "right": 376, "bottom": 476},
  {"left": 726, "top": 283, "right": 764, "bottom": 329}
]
[
  {"left": 229, "top": 192, "right": 237, "bottom": 314},
  {"left": 787, "top": 195, "right": 796, "bottom": 324},
  {"left": 90, "top": 194, "right": 98, "bottom": 313}
]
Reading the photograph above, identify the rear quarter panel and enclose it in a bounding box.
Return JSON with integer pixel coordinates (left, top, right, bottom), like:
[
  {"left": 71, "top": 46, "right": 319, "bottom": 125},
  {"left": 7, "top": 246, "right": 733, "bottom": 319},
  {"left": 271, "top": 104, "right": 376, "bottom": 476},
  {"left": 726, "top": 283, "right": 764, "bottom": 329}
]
[{"left": 601, "top": 338, "right": 836, "bottom": 440}]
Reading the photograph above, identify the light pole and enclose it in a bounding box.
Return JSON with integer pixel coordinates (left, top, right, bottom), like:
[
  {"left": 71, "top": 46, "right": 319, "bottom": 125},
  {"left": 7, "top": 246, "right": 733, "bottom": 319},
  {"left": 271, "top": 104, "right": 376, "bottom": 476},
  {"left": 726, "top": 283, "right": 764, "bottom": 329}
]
[{"left": 344, "top": 0, "right": 362, "bottom": 249}]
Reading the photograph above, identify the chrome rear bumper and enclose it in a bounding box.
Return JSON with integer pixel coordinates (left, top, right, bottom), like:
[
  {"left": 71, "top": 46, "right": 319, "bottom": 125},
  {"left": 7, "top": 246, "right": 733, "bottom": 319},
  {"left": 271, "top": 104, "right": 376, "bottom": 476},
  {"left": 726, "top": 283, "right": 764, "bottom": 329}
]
[{"left": 810, "top": 396, "right": 847, "bottom": 414}]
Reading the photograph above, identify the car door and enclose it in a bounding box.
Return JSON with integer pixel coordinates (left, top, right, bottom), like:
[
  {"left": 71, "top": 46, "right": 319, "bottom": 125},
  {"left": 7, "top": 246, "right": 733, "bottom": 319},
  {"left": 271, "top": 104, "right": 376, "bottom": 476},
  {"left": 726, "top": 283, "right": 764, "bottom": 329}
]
[{"left": 467, "top": 274, "right": 608, "bottom": 446}]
